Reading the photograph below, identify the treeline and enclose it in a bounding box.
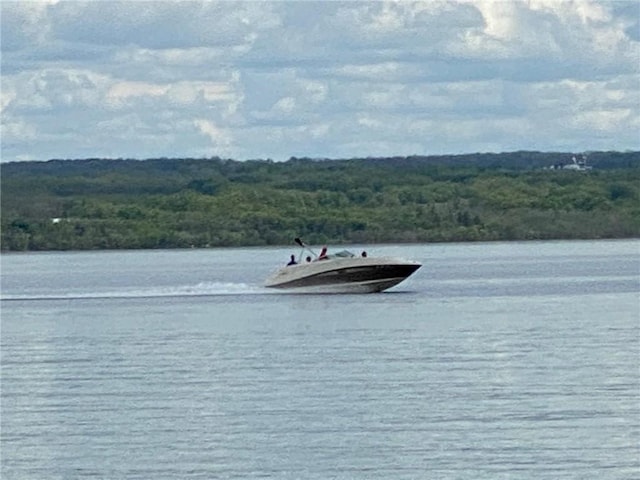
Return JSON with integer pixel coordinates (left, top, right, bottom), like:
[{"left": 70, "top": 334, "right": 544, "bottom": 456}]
[{"left": 1, "top": 152, "right": 639, "bottom": 251}]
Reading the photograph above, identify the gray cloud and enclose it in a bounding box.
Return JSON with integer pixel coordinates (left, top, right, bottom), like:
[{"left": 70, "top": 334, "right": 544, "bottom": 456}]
[{"left": 1, "top": 0, "right": 638, "bottom": 162}]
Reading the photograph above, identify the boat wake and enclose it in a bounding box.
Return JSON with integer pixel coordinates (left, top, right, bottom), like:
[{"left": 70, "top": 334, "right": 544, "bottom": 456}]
[{"left": 0, "top": 282, "right": 273, "bottom": 301}]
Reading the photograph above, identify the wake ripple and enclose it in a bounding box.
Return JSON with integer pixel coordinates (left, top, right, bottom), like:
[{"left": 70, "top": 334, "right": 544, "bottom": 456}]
[{"left": 0, "top": 282, "right": 273, "bottom": 301}]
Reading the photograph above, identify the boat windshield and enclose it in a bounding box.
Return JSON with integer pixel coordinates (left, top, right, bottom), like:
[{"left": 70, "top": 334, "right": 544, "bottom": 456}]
[{"left": 330, "top": 250, "right": 355, "bottom": 258}]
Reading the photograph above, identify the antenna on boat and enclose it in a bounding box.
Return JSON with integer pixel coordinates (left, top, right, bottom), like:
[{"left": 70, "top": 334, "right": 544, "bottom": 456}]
[{"left": 294, "top": 237, "right": 317, "bottom": 259}]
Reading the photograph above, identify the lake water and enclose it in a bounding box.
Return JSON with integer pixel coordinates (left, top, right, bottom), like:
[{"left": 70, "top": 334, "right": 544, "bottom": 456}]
[{"left": 1, "top": 240, "right": 639, "bottom": 479}]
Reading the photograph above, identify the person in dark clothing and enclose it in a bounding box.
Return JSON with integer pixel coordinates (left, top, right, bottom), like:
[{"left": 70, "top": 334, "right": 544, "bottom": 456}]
[{"left": 287, "top": 254, "right": 297, "bottom": 266}]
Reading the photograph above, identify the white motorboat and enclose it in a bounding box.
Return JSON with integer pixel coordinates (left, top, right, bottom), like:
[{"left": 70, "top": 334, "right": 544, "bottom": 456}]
[{"left": 264, "top": 239, "right": 421, "bottom": 293}]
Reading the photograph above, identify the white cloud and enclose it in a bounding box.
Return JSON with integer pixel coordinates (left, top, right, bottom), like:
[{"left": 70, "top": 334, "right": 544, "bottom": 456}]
[
  {"left": 2, "top": 115, "right": 37, "bottom": 142},
  {"left": 1, "top": 0, "right": 638, "bottom": 162},
  {"left": 193, "top": 119, "right": 233, "bottom": 150},
  {"left": 0, "top": 1, "right": 55, "bottom": 51},
  {"left": 0, "top": 87, "right": 17, "bottom": 113},
  {"left": 107, "top": 81, "right": 168, "bottom": 105},
  {"left": 274, "top": 97, "right": 296, "bottom": 114}
]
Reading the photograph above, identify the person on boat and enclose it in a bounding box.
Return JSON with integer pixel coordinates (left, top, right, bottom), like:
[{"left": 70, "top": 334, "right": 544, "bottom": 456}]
[
  {"left": 305, "top": 256, "right": 312, "bottom": 262},
  {"left": 318, "top": 246, "right": 328, "bottom": 260},
  {"left": 361, "top": 251, "right": 367, "bottom": 258},
  {"left": 287, "top": 254, "right": 297, "bottom": 266}
]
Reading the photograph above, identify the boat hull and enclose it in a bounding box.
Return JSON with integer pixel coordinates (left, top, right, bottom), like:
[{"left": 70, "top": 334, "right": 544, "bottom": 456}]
[{"left": 264, "top": 257, "right": 421, "bottom": 293}]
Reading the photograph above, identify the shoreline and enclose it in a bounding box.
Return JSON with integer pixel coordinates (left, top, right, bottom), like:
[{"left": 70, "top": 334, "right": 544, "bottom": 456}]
[{"left": 3, "top": 236, "right": 638, "bottom": 254}]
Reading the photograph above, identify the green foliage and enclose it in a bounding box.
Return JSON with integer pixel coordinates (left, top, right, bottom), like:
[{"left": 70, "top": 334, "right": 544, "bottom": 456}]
[{"left": 1, "top": 152, "right": 639, "bottom": 250}]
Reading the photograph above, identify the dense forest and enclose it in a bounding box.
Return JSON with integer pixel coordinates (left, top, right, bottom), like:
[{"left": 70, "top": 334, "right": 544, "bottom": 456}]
[{"left": 1, "top": 151, "right": 639, "bottom": 251}]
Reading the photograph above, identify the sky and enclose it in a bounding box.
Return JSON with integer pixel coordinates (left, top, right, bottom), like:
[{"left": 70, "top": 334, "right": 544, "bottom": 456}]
[{"left": 1, "top": 0, "right": 639, "bottom": 162}]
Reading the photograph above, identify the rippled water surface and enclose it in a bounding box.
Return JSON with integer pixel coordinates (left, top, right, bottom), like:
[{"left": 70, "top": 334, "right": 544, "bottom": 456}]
[{"left": 2, "top": 240, "right": 639, "bottom": 479}]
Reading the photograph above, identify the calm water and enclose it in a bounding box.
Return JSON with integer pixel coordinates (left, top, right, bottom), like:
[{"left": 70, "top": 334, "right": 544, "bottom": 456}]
[{"left": 1, "top": 241, "right": 639, "bottom": 479}]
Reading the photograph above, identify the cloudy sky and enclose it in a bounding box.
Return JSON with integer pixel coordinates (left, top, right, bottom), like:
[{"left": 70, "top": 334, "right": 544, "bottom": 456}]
[{"left": 1, "top": 0, "right": 638, "bottom": 162}]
